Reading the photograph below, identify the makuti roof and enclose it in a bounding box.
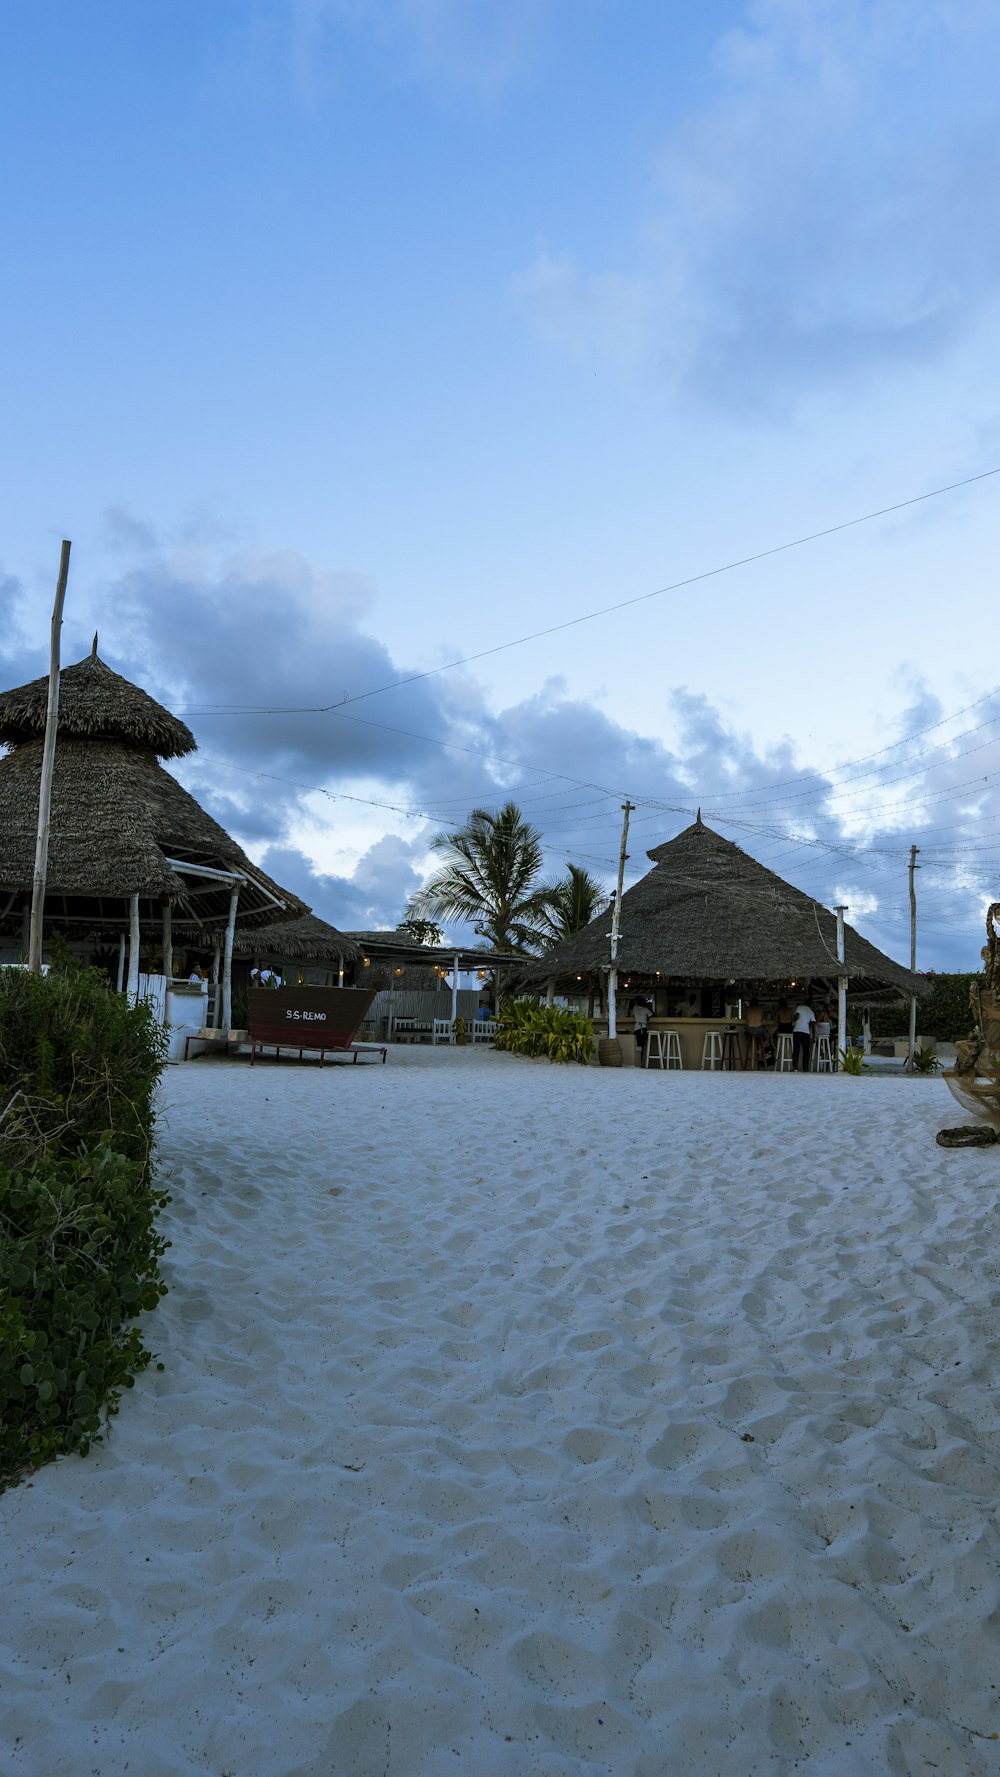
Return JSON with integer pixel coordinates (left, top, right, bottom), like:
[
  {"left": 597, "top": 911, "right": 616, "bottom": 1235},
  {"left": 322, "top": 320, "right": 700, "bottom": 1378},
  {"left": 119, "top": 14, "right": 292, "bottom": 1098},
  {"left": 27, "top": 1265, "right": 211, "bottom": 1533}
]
[
  {"left": 0, "top": 651, "right": 307, "bottom": 934},
  {"left": 232, "top": 912, "right": 361, "bottom": 964},
  {"left": 524, "top": 816, "right": 929, "bottom": 999}
]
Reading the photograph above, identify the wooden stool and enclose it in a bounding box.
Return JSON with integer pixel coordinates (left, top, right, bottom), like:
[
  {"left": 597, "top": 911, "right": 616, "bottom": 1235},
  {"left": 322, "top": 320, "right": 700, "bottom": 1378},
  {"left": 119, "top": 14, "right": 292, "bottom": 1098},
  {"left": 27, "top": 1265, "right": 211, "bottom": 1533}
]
[
  {"left": 701, "top": 1030, "right": 724, "bottom": 1070},
  {"left": 719, "top": 1027, "right": 743, "bottom": 1071},
  {"left": 644, "top": 1030, "right": 666, "bottom": 1069},
  {"left": 663, "top": 1029, "right": 682, "bottom": 1069},
  {"left": 774, "top": 1033, "right": 794, "bottom": 1073},
  {"left": 813, "top": 1034, "right": 833, "bottom": 1073}
]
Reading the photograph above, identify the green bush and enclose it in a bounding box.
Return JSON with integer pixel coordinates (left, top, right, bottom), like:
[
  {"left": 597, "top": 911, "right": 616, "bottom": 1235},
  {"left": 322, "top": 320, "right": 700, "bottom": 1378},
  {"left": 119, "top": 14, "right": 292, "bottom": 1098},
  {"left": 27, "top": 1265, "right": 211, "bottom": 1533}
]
[
  {"left": 0, "top": 963, "right": 166, "bottom": 1174},
  {"left": 494, "top": 998, "right": 593, "bottom": 1063},
  {"left": 852, "top": 974, "right": 984, "bottom": 1045},
  {"left": 0, "top": 963, "right": 169, "bottom": 1489},
  {"left": 0, "top": 1144, "right": 170, "bottom": 1477}
]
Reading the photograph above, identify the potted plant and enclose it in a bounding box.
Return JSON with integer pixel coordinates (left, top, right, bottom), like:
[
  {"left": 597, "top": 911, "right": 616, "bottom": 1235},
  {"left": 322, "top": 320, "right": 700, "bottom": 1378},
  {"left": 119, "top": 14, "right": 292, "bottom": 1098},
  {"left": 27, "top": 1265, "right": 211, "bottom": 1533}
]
[{"left": 453, "top": 1015, "right": 469, "bottom": 1046}]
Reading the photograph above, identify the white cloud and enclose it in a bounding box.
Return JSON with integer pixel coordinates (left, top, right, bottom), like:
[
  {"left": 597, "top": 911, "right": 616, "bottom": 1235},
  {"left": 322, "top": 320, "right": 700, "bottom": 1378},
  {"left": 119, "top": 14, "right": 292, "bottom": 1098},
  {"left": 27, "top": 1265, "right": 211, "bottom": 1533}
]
[{"left": 513, "top": 0, "right": 1000, "bottom": 405}]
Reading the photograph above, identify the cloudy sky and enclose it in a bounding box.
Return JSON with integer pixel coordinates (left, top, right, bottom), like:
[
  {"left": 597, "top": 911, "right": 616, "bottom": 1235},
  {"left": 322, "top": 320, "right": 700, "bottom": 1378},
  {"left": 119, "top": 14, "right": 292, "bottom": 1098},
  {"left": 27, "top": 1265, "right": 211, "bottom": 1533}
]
[{"left": 4, "top": 0, "right": 1000, "bottom": 968}]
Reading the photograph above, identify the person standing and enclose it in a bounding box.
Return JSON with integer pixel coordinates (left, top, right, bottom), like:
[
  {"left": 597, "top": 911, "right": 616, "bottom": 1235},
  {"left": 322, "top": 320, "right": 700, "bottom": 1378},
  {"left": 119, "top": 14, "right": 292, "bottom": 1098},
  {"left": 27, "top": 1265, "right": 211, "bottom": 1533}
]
[
  {"left": 792, "top": 999, "right": 815, "bottom": 1073},
  {"left": 631, "top": 997, "right": 651, "bottom": 1066}
]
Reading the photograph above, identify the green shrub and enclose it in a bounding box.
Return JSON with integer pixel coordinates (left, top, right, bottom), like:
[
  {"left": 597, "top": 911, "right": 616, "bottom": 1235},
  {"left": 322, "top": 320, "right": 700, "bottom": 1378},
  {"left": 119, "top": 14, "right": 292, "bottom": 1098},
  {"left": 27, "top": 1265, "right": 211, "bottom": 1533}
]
[
  {"left": 839, "top": 1046, "right": 866, "bottom": 1075},
  {"left": 911, "top": 1045, "right": 940, "bottom": 1074},
  {"left": 0, "top": 963, "right": 169, "bottom": 1489},
  {"left": 852, "top": 974, "right": 984, "bottom": 1045},
  {"left": 0, "top": 1144, "right": 170, "bottom": 1478},
  {"left": 0, "top": 963, "right": 167, "bottom": 1175},
  {"left": 494, "top": 998, "right": 593, "bottom": 1063}
]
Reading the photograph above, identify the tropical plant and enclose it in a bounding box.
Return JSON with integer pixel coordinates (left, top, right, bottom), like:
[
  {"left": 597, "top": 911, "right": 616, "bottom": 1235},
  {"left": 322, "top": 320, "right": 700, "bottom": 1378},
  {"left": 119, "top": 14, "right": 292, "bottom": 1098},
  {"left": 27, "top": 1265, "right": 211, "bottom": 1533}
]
[
  {"left": 839, "top": 1046, "right": 866, "bottom": 1075},
  {"left": 493, "top": 998, "right": 593, "bottom": 1064},
  {"left": 452, "top": 1015, "right": 469, "bottom": 1046},
  {"left": 910, "top": 1045, "right": 940, "bottom": 1074},
  {"left": 396, "top": 917, "right": 444, "bottom": 947},
  {"left": 408, "top": 803, "right": 558, "bottom": 954},
  {"left": 537, "top": 863, "right": 610, "bottom": 946}
]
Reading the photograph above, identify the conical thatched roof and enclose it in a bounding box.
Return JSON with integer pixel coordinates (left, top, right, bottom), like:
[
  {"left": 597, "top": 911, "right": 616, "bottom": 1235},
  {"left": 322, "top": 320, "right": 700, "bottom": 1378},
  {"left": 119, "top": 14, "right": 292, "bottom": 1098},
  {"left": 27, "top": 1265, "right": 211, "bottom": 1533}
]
[
  {"left": 0, "top": 651, "right": 308, "bottom": 937},
  {"left": 0, "top": 649, "right": 195, "bottom": 759},
  {"left": 231, "top": 913, "right": 361, "bottom": 964},
  {"left": 523, "top": 816, "right": 929, "bottom": 1000}
]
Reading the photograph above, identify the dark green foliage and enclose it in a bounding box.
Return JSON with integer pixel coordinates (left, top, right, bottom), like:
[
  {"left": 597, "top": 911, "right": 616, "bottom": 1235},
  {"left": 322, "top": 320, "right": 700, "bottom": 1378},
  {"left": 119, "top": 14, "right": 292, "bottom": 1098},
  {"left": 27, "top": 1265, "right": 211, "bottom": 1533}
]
[
  {"left": 0, "top": 1145, "right": 170, "bottom": 1477},
  {"left": 494, "top": 998, "right": 594, "bottom": 1063},
  {"left": 853, "top": 975, "right": 984, "bottom": 1044},
  {"left": 0, "top": 962, "right": 167, "bottom": 1174},
  {"left": 0, "top": 962, "right": 169, "bottom": 1489}
]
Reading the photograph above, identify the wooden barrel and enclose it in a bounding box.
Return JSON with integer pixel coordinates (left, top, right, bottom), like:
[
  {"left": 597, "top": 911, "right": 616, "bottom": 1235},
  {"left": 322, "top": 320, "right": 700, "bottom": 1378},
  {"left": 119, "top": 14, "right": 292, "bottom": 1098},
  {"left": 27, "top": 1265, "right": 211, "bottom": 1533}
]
[{"left": 597, "top": 1036, "right": 623, "bottom": 1068}]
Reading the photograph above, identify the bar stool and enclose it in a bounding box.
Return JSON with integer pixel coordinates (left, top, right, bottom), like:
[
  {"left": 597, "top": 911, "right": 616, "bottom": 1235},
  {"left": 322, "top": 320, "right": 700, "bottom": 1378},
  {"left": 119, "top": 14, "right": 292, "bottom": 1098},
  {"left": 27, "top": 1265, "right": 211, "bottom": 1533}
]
[
  {"left": 813, "top": 1034, "right": 833, "bottom": 1073},
  {"left": 719, "top": 1027, "right": 743, "bottom": 1071},
  {"left": 645, "top": 1029, "right": 683, "bottom": 1070},
  {"left": 773, "top": 1033, "right": 794, "bottom": 1073},
  {"left": 701, "top": 1030, "right": 724, "bottom": 1070}
]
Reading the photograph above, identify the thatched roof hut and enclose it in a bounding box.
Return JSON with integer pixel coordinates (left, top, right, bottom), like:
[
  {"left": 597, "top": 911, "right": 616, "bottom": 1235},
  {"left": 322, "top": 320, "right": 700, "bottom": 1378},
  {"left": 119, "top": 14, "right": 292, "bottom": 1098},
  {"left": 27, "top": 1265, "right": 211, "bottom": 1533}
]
[
  {"left": 0, "top": 649, "right": 308, "bottom": 943},
  {"left": 231, "top": 913, "right": 361, "bottom": 966},
  {"left": 522, "top": 815, "right": 929, "bottom": 1002}
]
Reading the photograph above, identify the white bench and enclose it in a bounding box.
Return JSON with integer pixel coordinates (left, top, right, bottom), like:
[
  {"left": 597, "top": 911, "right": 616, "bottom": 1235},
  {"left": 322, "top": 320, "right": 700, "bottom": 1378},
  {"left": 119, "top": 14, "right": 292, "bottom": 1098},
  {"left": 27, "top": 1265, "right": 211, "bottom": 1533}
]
[
  {"left": 432, "top": 1019, "right": 454, "bottom": 1044},
  {"left": 472, "top": 1020, "right": 497, "bottom": 1044}
]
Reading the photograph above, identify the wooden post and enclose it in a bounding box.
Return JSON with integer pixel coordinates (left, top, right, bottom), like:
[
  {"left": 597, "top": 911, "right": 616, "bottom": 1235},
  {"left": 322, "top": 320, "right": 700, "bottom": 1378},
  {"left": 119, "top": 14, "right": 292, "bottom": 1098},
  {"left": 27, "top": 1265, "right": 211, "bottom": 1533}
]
[
  {"left": 338, "top": 960, "right": 345, "bottom": 987},
  {"left": 545, "top": 977, "right": 555, "bottom": 1006},
  {"left": 451, "top": 952, "right": 460, "bottom": 1023},
  {"left": 834, "top": 905, "right": 848, "bottom": 1071},
  {"left": 126, "top": 894, "right": 141, "bottom": 1001},
  {"left": 908, "top": 844, "right": 920, "bottom": 1069},
  {"left": 221, "top": 889, "right": 239, "bottom": 1029},
  {"left": 27, "top": 540, "right": 72, "bottom": 972},
  {"left": 116, "top": 932, "right": 126, "bottom": 992},
  {"left": 607, "top": 800, "right": 633, "bottom": 1042},
  {"left": 21, "top": 899, "right": 30, "bottom": 959}
]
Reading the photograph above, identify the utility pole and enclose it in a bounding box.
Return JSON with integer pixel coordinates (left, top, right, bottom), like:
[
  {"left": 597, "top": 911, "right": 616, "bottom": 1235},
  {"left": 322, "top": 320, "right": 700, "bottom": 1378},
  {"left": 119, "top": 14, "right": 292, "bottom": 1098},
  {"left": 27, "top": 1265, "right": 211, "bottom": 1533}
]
[
  {"left": 27, "top": 540, "right": 72, "bottom": 972},
  {"left": 607, "top": 799, "right": 633, "bottom": 1041},
  {"left": 907, "top": 844, "right": 920, "bottom": 1070}
]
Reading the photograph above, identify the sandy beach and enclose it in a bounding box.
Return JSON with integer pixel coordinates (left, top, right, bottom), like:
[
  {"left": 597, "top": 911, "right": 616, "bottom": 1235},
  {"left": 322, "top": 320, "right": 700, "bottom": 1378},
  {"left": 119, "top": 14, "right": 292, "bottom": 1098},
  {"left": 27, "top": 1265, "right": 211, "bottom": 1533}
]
[{"left": 3, "top": 1048, "right": 1000, "bottom": 1775}]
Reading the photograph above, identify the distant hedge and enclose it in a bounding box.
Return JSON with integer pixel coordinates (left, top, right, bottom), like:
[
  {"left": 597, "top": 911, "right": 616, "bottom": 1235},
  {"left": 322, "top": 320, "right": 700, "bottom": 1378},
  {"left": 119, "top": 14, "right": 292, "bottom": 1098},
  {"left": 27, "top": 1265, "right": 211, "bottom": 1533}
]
[
  {"left": 851, "top": 973, "right": 984, "bottom": 1044},
  {"left": 0, "top": 963, "right": 169, "bottom": 1489}
]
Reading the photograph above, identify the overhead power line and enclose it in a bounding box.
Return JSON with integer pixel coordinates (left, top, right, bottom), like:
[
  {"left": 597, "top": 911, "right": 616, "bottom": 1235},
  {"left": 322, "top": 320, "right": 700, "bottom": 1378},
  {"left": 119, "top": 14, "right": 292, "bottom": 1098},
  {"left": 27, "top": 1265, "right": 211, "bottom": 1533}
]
[{"left": 176, "top": 463, "right": 1000, "bottom": 718}]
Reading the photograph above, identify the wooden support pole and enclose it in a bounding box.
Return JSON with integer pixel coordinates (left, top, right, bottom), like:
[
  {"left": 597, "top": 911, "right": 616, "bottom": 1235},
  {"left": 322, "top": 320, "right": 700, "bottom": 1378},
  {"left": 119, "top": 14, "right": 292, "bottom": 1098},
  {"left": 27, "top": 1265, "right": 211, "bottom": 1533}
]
[
  {"left": 451, "top": 953, "right": 460, "bottom": 1023},
  {"left": 607, "top": 800, "right": 633, "bottom": 1042},
  {"left": 908, "top": 844, "right": 920, "bottom": 1069},
  {"left": 116, "top": 932, "right": 126, "bottom": 993},
  {"left": 834, "top": 905, "right": 848, "bottom": 1072},
  {"left": 28, "top": 540, "right": 71, "bottom": 972},
  {"left": 221, "top": 889, "right": 239, "bottom": 1029}
]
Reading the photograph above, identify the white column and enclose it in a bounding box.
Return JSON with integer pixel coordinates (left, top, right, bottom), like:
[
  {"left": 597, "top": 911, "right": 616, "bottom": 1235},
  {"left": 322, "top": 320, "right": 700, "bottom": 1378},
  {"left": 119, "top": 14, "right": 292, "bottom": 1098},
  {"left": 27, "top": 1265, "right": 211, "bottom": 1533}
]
[
  {"left": 451, "top": 953, "right": 460, "bottom": 1022},
  {"left": 221, "top": 889, "right": 239, "bottom": 1030},
  {"left": 126, "top": 894, "right": 141, "bottom": 1002},
  {"left": 116, "top": 932, "right": 126, "bottom": 993},
  {"left": 161, "top": 902, "right": 173, "bottom": 990},
  {"left": 835, "top": 905, "right": 848, "bottom": 1071}
]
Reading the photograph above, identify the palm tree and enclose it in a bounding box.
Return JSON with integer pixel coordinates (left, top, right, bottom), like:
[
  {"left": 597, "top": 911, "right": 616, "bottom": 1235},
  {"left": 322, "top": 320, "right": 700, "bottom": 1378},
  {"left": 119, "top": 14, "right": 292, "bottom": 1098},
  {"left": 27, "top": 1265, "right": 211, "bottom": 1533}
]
[
  {"left": 408, "top": 802, "right": 557, "bottom": 954},
  {"left": 538, "top": 863, "right": 610, "bottom": 946}
]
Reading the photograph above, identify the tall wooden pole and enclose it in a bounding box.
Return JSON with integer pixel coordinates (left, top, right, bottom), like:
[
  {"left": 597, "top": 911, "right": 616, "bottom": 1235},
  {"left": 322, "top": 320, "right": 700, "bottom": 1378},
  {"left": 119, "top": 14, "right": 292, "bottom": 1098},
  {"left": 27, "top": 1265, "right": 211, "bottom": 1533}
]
[
  {"left": 221, "top": 889, "right": 239, "bottom": 1029},
  {"left": 907, "top": 844, "right": 920, "bottom": 1069},
  {"left": 834, "top": 905, "right": 848, "bottom": 1072},
  {"left": 607, "top": 799, "right": 633, "bottom": 1041},
  {"left": 27, "top": 540, "right": 72, "bottom": 972}
]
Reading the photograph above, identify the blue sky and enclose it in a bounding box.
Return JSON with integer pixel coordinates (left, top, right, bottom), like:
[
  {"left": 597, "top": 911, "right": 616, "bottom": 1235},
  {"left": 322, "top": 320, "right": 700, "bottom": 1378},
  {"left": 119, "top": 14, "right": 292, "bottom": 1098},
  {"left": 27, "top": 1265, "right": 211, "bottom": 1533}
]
[{"left": 4, "top": 0, "right": 1000, "bottom": 970}]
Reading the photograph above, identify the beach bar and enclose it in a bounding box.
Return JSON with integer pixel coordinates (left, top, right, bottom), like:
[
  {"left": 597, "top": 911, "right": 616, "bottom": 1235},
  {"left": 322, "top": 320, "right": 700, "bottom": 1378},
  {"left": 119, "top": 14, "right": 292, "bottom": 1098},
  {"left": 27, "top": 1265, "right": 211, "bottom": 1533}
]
[{"left": 522, "top": 814, "right": 929, "bottom": 1068}]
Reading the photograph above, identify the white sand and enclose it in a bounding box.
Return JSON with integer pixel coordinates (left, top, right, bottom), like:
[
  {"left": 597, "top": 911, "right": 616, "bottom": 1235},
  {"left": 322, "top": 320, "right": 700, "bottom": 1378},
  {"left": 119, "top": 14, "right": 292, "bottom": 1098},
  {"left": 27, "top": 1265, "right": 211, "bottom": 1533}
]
[{"left": 3, "top": 1050, "right": 1000, "bottom": 1776}]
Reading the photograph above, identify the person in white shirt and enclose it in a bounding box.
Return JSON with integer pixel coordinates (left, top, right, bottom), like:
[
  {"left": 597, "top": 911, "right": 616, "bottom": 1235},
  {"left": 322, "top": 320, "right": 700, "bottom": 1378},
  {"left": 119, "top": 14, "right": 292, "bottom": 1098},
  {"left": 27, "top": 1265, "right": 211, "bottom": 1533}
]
[
  {"left": 792, "top": 1001, "right": 815, "bottom": 1072},
  {"left": 630, "top": 998, "right": 651, "bottom": 1066}
]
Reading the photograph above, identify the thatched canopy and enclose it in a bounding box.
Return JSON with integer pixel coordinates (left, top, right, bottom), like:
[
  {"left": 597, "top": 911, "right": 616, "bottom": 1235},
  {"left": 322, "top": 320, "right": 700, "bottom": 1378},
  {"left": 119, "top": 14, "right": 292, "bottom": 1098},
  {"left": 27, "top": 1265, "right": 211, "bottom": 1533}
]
[
  {"left": 345, "top": 930, "right": 525, "bottom": 969},
  {"left": 231, "top": 913, "right": 361, "bottom": 964},
  {"left": 0, "top": 651, "right": 308, "bottom": 939},
  {"left": 521, "top": 816, "right": 929, "bottom": 1002},
  {"left": 0, "top": 650, "right": 195, "bottom": 758}
]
